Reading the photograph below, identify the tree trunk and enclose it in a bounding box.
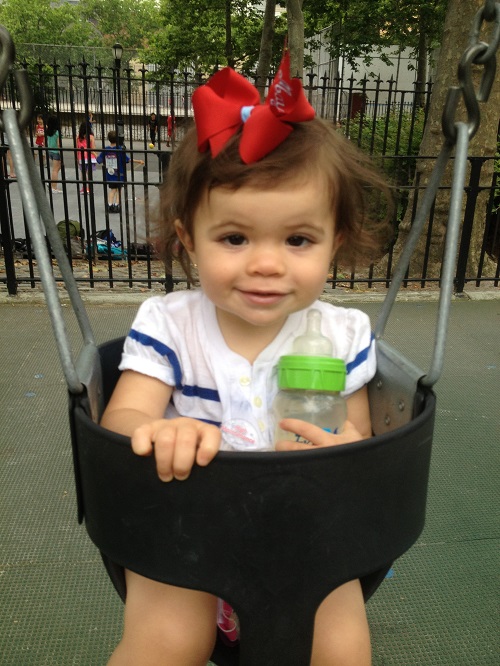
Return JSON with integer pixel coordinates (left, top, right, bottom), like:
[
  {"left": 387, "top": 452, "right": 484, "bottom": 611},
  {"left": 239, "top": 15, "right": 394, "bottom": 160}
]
[
  {"left": 415, "top": 12, "right": 427, "bottom": 108},
  {"left": 225, "top": 0, "right": 234, "bottom": 68},
  {"left": 286, "top": 0, "right": 304, "bottom": 78},
  {"left": 393, "top": 0, "right": 500, "bottom": 278},
  {"left": 256, "top": 0, "right": 277, "bottom": 99}
]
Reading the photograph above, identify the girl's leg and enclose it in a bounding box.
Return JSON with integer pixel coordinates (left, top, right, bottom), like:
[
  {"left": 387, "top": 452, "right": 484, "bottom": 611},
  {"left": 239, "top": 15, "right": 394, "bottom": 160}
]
[
  {"left": 51, "top": 158, "right": 61, "bottom": 189},
  {"left": 108, "top": 569, "right": 217, "bottom": 666},
  {"left": 311, "top": 579, "right": 371, "bottom": 666}
]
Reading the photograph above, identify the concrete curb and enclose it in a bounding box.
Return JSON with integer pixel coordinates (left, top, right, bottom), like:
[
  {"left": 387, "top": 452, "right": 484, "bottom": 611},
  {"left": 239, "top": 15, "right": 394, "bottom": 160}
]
[{"left": 1, "top": 286, "right": 499, "bottom": 306}]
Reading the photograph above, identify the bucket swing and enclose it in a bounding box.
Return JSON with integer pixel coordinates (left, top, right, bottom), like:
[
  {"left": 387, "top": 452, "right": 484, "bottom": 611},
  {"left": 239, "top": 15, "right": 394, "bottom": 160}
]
[{"left": 1, "top": 5, "right": 498, "bottom": 663}]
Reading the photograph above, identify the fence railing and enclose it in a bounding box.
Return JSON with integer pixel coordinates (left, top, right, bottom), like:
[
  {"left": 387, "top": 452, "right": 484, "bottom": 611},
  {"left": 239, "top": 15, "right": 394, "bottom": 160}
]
[
  {"left": 1, "top": 62, "right": 432, "bottom": 147},
  {"left": 0, "top": 64, "right": 499, "bottom": 295}
]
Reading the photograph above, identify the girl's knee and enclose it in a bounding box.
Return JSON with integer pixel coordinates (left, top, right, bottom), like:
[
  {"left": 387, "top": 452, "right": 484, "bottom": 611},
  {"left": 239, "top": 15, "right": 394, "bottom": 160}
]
[
  {"left": 311, "top": 579, "right": 371, "bottom": 666},
  {"left": 113, "top": 571, "right": 217, "bottom": 665}
]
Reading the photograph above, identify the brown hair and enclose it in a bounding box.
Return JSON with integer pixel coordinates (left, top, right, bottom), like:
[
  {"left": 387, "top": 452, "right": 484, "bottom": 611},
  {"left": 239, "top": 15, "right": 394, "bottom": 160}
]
[{"left": 156, "top": 117, "right": 392, "bottom": 282}]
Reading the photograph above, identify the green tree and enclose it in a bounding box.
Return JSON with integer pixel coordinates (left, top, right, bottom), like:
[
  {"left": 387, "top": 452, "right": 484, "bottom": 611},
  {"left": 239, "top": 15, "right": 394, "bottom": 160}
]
[
  {"left": 253, "top": 1, "right": 446, "bottom": 98},
  {"left": 140, "top": 0, "right": 264, "bottom": 78},
  {"left": 303, "top": 0, "right": 447, "bottom": 80},
  {"left": 0, "top": 0, "right": 96, "bottom": 50},
  {"left": 78, "top": 0, "right": 158, "bottom": 50}
]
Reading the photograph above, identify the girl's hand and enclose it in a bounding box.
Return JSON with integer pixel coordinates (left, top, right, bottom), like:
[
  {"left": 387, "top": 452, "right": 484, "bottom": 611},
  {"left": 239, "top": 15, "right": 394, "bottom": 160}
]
[
  {"left": 275, "top": 419, "right": 367, "bottom": 452},
  {"left": 131, "top": 417, "right": 221, "bottom": 482}
]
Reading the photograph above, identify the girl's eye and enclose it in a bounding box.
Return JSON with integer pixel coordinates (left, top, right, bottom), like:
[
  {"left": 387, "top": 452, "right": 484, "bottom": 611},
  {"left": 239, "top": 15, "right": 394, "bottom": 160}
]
[
  {"left": 222, "top": 234, "right": 246, "bottom": 246},
  {"left": 287, "top": 235, "right": 311, "bottom": 247}
]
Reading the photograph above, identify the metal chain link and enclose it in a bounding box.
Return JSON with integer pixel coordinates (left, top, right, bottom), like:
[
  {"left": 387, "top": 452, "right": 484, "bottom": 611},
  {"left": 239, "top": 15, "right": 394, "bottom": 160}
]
[
  {"left": 376, "top": 1, "right": 499, "bottom": 386},
  {"left": 442, "top": 1, "right": 500, "bottom": 142},
  {"left": 482, "top": 0, "right": 497, "bottom": 22},
  {"left": 0, "top": 26, "right": 33, "bottom": 132}
]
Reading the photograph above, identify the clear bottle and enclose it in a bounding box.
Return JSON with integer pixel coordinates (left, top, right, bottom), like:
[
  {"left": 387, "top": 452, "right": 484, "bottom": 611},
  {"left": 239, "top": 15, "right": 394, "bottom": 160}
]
[{"left": 273, "top": 309, "right": 347, "bottom": 446}]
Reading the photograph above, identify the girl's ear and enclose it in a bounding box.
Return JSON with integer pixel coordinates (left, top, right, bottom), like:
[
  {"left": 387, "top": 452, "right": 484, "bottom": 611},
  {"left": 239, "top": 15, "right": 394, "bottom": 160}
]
[
  {"left": 331, "top": 228, "right": 344, "bottom": 260},
  {"left": 174, "top": 220, "right": 195, "bottom": 255}
]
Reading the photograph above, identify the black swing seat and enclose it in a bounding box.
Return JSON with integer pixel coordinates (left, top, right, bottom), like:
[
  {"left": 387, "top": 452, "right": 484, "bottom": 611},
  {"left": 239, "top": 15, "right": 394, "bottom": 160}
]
[{"left": 69, "top": 335, "right": 435, "bottom": 666}]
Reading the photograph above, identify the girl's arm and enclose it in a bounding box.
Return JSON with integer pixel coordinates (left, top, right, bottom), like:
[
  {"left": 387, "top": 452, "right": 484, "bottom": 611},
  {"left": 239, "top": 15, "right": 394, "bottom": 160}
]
[
  {"left": 89, "top": 133, "right": 97, "bottom": 157},
  {"left": 275, "top": 385, "right": 372, "bottom": 451},
  {"left": 101, "top": 369, "right": 221, "bottom": 481},
  {"left": 344, "top": 384, "right": 372, "bottom": 439}
]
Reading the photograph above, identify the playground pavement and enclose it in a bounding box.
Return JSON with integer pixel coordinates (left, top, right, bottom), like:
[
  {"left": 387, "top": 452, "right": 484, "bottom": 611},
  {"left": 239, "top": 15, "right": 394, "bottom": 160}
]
[{"left": 0, "top": 293, "right": 499, "bottom": 665}]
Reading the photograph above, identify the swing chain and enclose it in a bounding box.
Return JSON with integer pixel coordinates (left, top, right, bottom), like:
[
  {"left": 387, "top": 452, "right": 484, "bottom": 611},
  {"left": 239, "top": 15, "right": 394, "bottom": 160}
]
[
  {"left": 442, "top": 1, "right": 500, "bottom": 143},
  {"left": 0, "top": 25, "right": 33, "bottom": 132}
]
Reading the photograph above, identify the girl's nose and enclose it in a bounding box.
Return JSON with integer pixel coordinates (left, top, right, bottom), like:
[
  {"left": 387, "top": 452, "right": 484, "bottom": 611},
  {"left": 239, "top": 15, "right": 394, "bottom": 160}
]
[{"left": 246, "top": 245, "right": 286, "bottom": 276}]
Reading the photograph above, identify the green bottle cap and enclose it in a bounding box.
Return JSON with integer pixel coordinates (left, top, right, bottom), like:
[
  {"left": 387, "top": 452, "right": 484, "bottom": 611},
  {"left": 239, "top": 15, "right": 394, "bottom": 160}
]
[{"left": 277, "top": 355, "right": 346, "bottom": 392}]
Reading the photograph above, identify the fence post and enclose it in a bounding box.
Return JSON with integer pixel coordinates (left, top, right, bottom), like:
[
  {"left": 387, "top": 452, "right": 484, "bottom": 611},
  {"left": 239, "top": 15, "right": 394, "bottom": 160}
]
[
  {"left": 306, "top": 71, "right": 316, "bottom": 103},
  {"left": 454, "top": 157, "right": 484, "bottom": 293},
  {"left": 320, "top": 72, "right": 328, "bottom": 119}
]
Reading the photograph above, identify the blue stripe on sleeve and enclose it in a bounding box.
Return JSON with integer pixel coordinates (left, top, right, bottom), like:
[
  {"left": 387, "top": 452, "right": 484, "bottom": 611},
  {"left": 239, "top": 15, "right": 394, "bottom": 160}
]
[
  {"left": 346, "top": 333, "right": 375, "bottom": 375},
  {"left": 128, "top": 329, "right": 183, "bottom": 389},
  {"left": 128, "top": 329, "right": 221, "bottom": 403},
  {"left": 182, "top": 384, "right": 220, "bottom": 402}
]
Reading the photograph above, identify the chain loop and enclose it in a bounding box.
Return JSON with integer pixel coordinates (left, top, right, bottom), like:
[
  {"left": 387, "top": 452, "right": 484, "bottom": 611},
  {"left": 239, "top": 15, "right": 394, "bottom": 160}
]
[
  {"left": 442, "top": 2, "right": 499, "bottom": 144},
  {"left": 0, "top": 26, "right": 33, "bottom": 132},
  {"left": 470, "top": 1, "right": 500, "bottom": 63},
  {"left": 482, "top": 0, "right": 498, "bottom": 22}
]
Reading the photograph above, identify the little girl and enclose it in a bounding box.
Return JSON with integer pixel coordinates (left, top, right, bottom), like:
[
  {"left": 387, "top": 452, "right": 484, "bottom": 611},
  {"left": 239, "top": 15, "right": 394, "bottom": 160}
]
[
  {"left": 76, "top": 121, "right": 96, "bottom": 194},
  {"left": 46, "top": 115, "right": 62, "bottom": 193},
  {"left": 34, "top": 114, "right": 45, "bottom": 162},
  {"left": 102, "top": 52, "right": 391, "bottom": 666}
]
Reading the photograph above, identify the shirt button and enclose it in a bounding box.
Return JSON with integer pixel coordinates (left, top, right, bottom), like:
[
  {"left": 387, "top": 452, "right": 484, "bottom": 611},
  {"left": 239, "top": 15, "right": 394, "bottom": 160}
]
[
  {"left": 239, "top": 376, "right": 251, "bottom": 386},
  {"left": 258, "top": 419, "right": 266, "bottom": 432},
  {"left": 253, "top": 396, "right": 262, "bottom": 408}
]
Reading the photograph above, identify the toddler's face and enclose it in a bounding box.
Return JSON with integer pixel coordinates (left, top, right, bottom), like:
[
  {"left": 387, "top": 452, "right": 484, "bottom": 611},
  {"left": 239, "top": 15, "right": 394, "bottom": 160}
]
[{"left": 176, "top": 176, "right": 340, "bottom": 345}]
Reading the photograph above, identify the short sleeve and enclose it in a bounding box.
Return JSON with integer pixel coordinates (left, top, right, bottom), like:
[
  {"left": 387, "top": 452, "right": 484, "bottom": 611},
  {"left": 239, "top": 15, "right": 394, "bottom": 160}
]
[
  {"left": 317, "top": 302, "right": 376, "bottom": 397},
  {"left": 118, "top": 297, "right": 179, "bottom": 387},
  {"left": 342, "top": 309, "right": 376, "bottom": 396}
]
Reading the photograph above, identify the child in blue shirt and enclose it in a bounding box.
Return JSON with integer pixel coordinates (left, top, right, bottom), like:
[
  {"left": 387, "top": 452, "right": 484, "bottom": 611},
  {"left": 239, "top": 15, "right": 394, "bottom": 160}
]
[{"left": 96, "top": 130, "right": 144, "bottom": 213}]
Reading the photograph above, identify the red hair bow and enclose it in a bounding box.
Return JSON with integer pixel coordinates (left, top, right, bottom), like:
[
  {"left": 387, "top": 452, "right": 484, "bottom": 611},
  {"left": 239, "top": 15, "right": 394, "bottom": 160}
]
[{"left": 192, "top": 51, "right": 315, "bottom": 164}]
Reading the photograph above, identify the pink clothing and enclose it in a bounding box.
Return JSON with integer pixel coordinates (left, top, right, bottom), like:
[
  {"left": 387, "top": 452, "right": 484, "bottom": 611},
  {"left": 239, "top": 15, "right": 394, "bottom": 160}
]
[
  {"left": 77, "top": 136, "right": 97, "bottom": 168},
  {"left": 217, "top": 599, "right": 240, "bottom": 645},
  {"left": 35, "top": 123, "right": 45, "bottom": 147}
]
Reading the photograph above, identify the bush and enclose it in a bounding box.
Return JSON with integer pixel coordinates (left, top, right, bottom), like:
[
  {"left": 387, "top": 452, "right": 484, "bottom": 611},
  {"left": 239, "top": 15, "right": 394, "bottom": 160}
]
[{"left": 345, "top": 106, "right": 425, "bottom": 187}]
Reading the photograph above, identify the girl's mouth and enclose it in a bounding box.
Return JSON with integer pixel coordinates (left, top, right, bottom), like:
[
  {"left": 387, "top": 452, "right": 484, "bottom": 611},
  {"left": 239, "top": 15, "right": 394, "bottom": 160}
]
[{"left": 239, "top": 290, "right": 287, "bottom": 306}]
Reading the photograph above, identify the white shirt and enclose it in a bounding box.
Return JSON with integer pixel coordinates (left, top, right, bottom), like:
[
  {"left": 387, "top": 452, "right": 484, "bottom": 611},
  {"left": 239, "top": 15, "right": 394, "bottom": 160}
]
[{"left": 119, "top": 290, "right": 376, "bottom": 452}]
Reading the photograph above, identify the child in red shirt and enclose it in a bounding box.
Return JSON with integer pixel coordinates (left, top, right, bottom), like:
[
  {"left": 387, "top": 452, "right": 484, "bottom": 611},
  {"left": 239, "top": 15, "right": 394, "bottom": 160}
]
[{"left": 35, "top": 115, "right": 45, "bottom": 147}]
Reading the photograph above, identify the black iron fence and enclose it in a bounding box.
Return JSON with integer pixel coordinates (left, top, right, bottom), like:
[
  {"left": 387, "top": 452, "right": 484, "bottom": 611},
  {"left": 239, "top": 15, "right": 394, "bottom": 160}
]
[{"left": 0, "top": 63, "right": 499, "bottom": 294}]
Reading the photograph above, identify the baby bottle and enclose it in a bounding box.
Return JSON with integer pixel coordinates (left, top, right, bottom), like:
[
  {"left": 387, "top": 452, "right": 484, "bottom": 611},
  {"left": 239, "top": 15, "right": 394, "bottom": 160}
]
[{"left": 273, "top": 309, "right": 347, "bottom": 446}]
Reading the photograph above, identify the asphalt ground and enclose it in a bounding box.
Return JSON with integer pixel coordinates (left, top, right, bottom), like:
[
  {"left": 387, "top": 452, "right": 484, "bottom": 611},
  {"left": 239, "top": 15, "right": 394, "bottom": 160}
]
[
  {"left": 3, "top": 137, "right": 164, "bottom": 243},
  {"left": 1, "top": 296, "right": 498, "bottom": 665}
]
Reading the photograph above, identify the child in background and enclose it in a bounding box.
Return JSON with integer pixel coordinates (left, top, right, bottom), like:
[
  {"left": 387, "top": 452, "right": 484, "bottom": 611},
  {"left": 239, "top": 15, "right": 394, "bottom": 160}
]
[
  {"left": 34, "top": 114, "right": 45, "bottom": 162},
  {"left": 101, "top": 51, "right": 391, "bottom": 666},
  {"left": 96, "top": 130, "right": 144, "bottom": 213},
  {"left": 166, "top": 113, "right": 175, "bottom": 146},
  {"left": 76, "top": 121, "right": 97, "bottom": 194},
  {"left": 46, "top": 115, "right": 62, "bottom": 193},
  {"left": 148, "top": 112, "right": 159, "bottom": 147}
]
